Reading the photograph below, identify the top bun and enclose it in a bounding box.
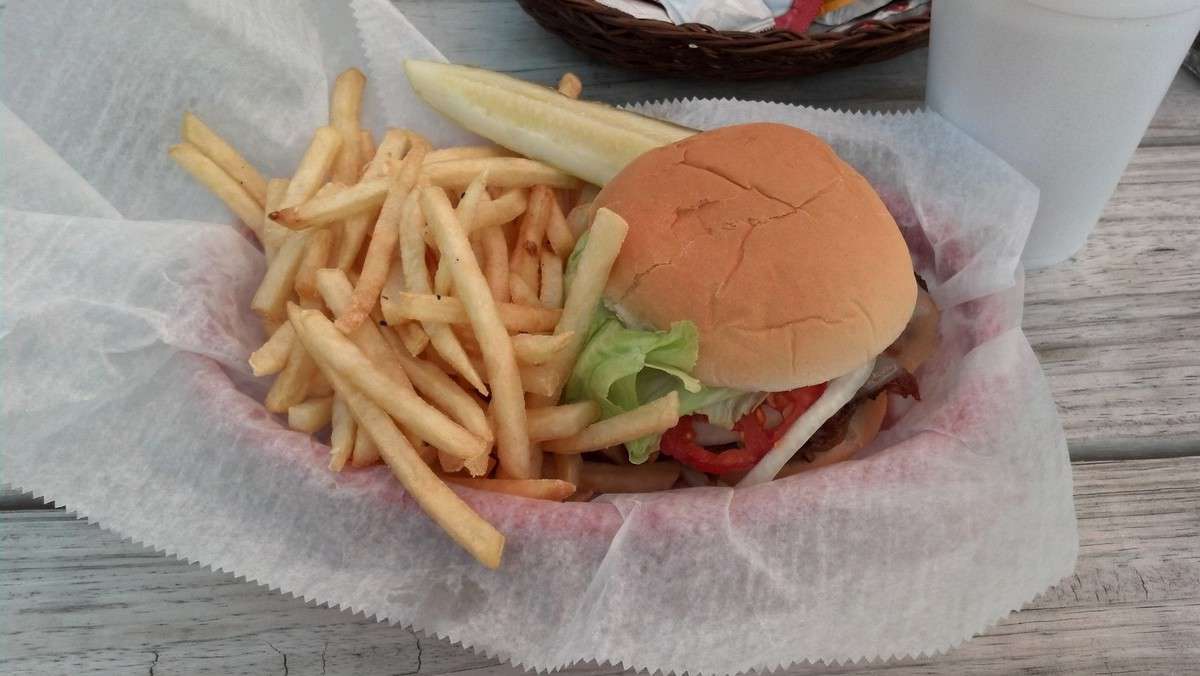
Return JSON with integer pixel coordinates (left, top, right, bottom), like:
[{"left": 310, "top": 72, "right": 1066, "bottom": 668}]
[{"left": 597, "top": 123, "right": 916, "bottom": 391}]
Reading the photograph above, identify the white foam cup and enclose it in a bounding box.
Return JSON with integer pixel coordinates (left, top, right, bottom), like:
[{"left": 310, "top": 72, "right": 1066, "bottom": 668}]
[{"left": 927, "top": 0, "right": 1200, "bottom": 268}]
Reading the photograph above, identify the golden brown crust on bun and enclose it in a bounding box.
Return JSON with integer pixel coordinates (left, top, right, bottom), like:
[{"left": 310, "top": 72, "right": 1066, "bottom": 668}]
[
  {"left": 775, "top": 393, "right": 888, "bottom": 479},
  {"left": 598, "top": 123, "right": 917, "bottom": 391}
]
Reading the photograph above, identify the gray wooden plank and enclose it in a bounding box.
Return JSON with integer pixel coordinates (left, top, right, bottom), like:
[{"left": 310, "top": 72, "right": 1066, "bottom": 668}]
[
  {"left": 0, "top": 488, "right": 41, "bottom": 510},
  {"left": 1024, "top": 145, "right": 1200, "bottom": 457},
  {"left": 390, "top": 0, "right": 1200, "bottom": 145},
  {"left": 3, "top": 457, "right": 1197, "bottom": 675}
]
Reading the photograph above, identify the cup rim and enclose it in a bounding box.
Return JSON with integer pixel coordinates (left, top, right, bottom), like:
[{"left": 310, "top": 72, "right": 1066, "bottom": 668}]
[{"left": 1023, "top": 0, "right": 1200, "bottom": 20}]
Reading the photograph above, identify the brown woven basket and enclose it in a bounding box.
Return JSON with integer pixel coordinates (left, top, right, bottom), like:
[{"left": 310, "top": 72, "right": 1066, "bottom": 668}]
[{"left": 516, "top": 0, "right": 931, "bottom": 80}]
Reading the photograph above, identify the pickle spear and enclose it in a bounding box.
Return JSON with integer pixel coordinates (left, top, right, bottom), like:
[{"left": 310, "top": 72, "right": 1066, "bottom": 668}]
[{"left": 405, "top": 60, "right": 694, "bottom": 186}]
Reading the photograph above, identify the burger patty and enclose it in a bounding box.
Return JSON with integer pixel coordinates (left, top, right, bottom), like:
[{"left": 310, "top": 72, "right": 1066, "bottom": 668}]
[
  {"left": 793, "top": 403, "right": 855, "bottom": 462},
  {"left": 793, "top": 356, "right": 921, "bottom": 464}
]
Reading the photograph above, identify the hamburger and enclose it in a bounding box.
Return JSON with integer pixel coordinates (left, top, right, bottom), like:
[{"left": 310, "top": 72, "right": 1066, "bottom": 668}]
[{"left": 563, "top": 123, "right": 939, "bottom": 486}]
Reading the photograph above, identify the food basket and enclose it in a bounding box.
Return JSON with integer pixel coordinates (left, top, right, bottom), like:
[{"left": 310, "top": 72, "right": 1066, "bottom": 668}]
[{"left": 515, "top": 0, "right": 931, "bottom": 79}]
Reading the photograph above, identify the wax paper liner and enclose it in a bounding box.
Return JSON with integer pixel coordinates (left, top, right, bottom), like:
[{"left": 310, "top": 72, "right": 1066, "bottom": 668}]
[{"left": 0, "top": 1, "right": 1077, "bottom": 673}]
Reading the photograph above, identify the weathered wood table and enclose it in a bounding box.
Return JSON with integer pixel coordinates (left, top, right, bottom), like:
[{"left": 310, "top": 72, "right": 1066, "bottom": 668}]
[{"left": 3, "top": 2, "right": 1198, "bottom": 674}]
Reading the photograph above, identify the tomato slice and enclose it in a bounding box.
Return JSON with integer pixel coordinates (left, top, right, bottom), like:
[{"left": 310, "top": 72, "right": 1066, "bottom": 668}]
[{"left": 659, "top": 383, "right": 826, "bottom": 475}]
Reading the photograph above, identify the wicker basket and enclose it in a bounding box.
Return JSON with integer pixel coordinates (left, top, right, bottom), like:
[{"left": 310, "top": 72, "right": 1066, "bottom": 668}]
[{"left": 516, "top": 0, "right": 931, "bottom": 80}]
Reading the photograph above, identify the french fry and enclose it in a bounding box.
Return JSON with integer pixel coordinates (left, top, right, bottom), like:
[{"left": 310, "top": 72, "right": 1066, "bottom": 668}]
[
  {"left": 398, "top": 190, "right": 436, "bottom": 296},
  {"left": 442, "top": 477, "right": 574, "bottom": 501},
  {"left": 423, "top": 158, "right": 581, "bottom": 190},
  {"left": 316, "top": 269, "right": 436, "bottom": 458},
  {"left": 542, "top": 208, "right": 628, "bottom": 399},
  {"left": 288, "top": 396, "right": 333, "bottom": 434},
  {"left": 545, "top": 392, "right": 680, "bottom": 454},
  {"left": 414, "top": 439, "right": 439, "bottom": 468},
  {"left": 539, "top": 249, "right": 564, "bottom": 308},
  {"left": 463, "top": 450, "right": 493, "bottom": 477},
  {"left": 552, "top": 453, "right": 582, "bottom": 486},
  {"left": 334, "top": 135, "right": 431, "bottom": 333},
  {"left": 281, "top": 126, "right": 342, "bottom": 208},
  {"left": 250, "top": 230, "right": 309, "bottom": 320},
  {"left": 439, "top": 450, "right": 466, "bottom": 474},
  {"left": 334, "top": 198, "right": 400, "bottom": 333},
  {"left": 509, "top": 273, "right": 540, "bottom": 306},
  {"left": 318, "top": 269, "right": 490, "bottom": 445},
  {"left": 314, "top": 270, "right": 436, "bottom": 465},
  {"left": 181, "top": 113, "right": 268, "bottom": 206},
  {"left": 168, "top": 143, "right": 264, "bottom": 239},
  {"left": 397, "top": 191, "right": 488, "bottom": 394},
  {"left": 307, "top": 369, "right": 334, "bottom": 397},
  {"left": 556, "top": 72, "right": 583, "bottom": 99},
  {"left": 456, "top": 455, "right": 498, "bottom": 477},
  {"left": 510, "top": 185, "right": 552, "bottom": 299},
  {"left": 297, "top": 309, "right": 488, "bottom": 460},
  {"left": 433, "top": 168, "right": 489, "bottom": 297},
  {"left": 527, "top": 401, "right": 600, "bottom": 442},
  {"left": 315, "top": 268, "right": 414, "bottom": 391},
  {"left": 330, "top": 68, "right": 365, "bottom": 185},
  {"left": 332, "top": 131, "right": 411, "bottom": 269},
  {"left": 391, "top": 341, "right": 493, "bottom": 445},
  {"left": 469, "top": 189, "right": 528, "bottom": 236},
  {"left": 294, "top": 227, "right": 334, "bottom": 301},
  {"left": 424, "top": 146, "right": 512, "bottom": 164},
  {"left": 291, "top": 307, "right": 503, "bottom": 568},
  {"left": 359, "top": 129, "right": 376, "bottom": 169},
  {"left": 261, "top": 178, "right": 292, "bottom": 260},
  {"left": 352, "top": 425, "right": 380, "bottom": 467},
  {"left": 511, "top": 331, "right": 573, "bottom": 366},
  {"left": 265, "top": 330, "right": 318, "bottom": 413},
  {"left": 363, "top": 129, "right": 410, "bottom": 180},
  {"left": 526, "top": 392, "right": 558, "bottom": 408},
  {"left": 544, "top": 195, "right": 576, "bottom": 258},
  {"left": 479, "top": 224, "right": 510, "bottom": 303},
  {"left": 271, "top": 176, "right": 389, "bottom": 230},
  {"left": 249, "top": 321, "right": 296, "bottom": 376},
  {"left": 519, "top": 363, "right": 562, "bottom": 398},
  {"left": 394, "top": 321, "right": 430, "bottom": 357},
  {"left": 381, "top": 263, "right": 407, "bottom": 310},
  {"left": 329, "top": 395, "right": 356, "bottom": 471},
  {"left": 422, "top": 186, "right": 537, "bottom": 479},
  {"left": 380, "top": 292, "right": 562, "bottom": 333},
  {"left": 578, "top": 461, "right": 681, "bottom": 494},
  {"left": 336, "top": 215, "right": 372, "bottom": 273}
]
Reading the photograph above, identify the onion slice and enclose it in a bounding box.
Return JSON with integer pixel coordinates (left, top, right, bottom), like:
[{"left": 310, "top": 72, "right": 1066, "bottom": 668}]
[
  {"left": 736, "top": 359, "right": 876, "bottom": 487},
  {"left": 690, "top": 419, "right": 743, "bottom": 446}
]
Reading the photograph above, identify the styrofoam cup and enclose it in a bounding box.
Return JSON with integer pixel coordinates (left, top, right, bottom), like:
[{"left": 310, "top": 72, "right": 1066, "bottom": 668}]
[{"left": 926, "top": 0, "right": 1200, "bottom": 268}]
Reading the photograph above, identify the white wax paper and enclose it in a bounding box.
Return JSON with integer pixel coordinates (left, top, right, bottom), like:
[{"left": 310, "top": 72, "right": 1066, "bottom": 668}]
[{"left": 1, "top": 1, "right": 1078, "bottom": 673}]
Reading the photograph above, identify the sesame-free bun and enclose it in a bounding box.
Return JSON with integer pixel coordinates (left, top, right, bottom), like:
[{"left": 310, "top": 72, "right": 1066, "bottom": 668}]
[{"left": 597, "top": 123, "right": 917, "bottom": 391}]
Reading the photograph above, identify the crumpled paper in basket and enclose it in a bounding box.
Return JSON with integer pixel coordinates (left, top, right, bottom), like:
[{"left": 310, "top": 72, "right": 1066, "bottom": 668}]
[{"left": 0, "top": 1, "right": 1078, "bottom": 673}]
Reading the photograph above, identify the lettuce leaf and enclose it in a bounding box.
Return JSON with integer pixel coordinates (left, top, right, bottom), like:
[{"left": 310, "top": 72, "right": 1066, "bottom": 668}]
[{"left": 563, "top": 306, "right": 747, "bottom": 463}]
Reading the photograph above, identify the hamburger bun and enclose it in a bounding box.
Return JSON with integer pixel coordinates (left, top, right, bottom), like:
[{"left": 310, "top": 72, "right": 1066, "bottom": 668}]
[{"left": 597, "top": 123, "right": 917, "bottom": 391}]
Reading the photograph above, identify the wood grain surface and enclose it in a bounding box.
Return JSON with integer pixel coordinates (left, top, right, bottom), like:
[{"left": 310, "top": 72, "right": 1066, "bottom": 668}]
[
  {"left": 1025, "top": 145, "right": 1200, "bottom": 458},
  {"left": 4, "top": 457, "right": 1197, "bottom": 675}
]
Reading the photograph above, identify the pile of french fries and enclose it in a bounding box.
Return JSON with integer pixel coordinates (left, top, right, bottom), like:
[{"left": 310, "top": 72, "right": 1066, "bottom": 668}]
[{"left": 169, "top": 69, "right": 684, "bottom": 567}]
